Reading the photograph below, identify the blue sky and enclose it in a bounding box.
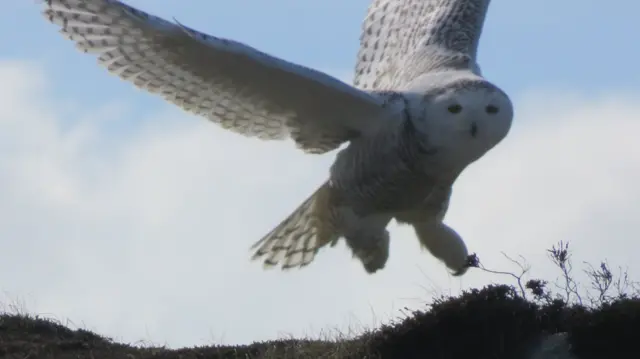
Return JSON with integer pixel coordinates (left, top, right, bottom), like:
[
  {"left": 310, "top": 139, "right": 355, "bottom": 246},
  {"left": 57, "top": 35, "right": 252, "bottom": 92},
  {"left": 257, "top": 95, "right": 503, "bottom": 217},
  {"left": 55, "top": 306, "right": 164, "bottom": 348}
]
[{"left": 1, "top": 0, "right": 639, "bottom": 348}]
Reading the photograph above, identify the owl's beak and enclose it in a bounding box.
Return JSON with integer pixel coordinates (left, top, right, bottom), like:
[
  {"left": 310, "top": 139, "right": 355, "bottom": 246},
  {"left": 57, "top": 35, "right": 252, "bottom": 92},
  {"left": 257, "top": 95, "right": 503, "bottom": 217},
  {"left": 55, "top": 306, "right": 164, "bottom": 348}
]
[{"left": 470, "top": 122, "right": 478, "bottom": 138}]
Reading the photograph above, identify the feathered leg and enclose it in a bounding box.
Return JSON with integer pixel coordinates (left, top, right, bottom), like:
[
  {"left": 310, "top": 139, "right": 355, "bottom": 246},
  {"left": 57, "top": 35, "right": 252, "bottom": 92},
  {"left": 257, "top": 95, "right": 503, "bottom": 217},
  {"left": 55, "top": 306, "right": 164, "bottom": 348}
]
[
  {"left": 411, "top": 219, "right": 470, "bottom": 276},
  {"left": 342, "top": 213, "right": 394, "bottom": 273}
]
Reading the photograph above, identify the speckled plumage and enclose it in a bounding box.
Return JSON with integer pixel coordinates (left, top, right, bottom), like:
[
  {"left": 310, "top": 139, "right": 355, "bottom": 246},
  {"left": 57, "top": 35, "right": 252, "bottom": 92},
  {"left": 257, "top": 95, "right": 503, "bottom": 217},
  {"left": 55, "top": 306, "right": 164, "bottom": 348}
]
[{"left": 40, "top": 0, "right": 514, "bottom": 276}]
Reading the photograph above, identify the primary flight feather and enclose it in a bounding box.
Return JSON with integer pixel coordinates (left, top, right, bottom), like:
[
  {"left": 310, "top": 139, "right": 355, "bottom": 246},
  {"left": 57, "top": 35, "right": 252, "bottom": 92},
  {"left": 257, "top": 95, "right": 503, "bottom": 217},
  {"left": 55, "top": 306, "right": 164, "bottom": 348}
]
[{"left": 41, "top": 0, "right": 513, "bottom": 276}]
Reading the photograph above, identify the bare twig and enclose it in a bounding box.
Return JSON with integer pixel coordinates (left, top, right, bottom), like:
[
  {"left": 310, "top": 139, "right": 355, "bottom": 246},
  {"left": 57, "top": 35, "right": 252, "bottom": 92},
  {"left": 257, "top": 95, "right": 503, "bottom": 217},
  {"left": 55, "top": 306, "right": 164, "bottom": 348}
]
[
  {"left": 583, "top": 261, "right": 613, "bottom": 305},
  {"left": 547, "top": 241, "right": 583, "bottom": 305},
  {"left": 475, "top": 252, "right": 530, "bottom": 298}
]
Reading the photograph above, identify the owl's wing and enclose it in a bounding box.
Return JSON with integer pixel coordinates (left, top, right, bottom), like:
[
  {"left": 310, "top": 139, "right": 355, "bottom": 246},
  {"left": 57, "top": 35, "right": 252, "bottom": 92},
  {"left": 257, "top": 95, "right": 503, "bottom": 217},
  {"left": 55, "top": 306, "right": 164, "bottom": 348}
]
[
  {"left": 353, "top": 0, "right": 491, "bottom": 90},
  {"left": 42, "top": 0, "right": 389, "bottom": 154}
]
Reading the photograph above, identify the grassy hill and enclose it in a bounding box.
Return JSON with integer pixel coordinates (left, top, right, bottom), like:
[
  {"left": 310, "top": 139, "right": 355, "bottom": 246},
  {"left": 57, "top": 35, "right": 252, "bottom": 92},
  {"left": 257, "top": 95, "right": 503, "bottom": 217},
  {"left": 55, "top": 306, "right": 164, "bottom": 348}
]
[{"left": 1, "top": 283, "right": 639, "bottom": 359}]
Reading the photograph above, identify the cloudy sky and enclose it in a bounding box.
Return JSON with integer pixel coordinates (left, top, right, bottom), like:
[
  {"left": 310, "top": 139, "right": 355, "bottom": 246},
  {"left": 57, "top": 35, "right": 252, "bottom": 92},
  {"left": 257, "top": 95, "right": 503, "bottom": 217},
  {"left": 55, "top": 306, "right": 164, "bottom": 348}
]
[{"left": 1, "top": 0, "right": 639, "bottom": 348}]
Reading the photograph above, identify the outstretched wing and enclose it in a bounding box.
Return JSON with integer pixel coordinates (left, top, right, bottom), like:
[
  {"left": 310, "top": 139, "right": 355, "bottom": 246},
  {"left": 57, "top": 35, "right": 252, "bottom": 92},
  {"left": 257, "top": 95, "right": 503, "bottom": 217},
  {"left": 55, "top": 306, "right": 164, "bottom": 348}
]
[
  {"left": 42, "top": 0, "right": 388, "bottom": 154},
  {"left": 354, "top": 0, "right": 491, "bottom": 90}
]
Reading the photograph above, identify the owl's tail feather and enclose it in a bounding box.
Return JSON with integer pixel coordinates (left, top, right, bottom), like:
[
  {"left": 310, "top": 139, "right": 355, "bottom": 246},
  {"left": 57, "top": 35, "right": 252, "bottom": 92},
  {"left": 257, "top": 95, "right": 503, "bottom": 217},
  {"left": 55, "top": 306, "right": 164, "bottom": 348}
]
[{"left": 250, "top": 180, "right": 341, "bottom": 270}]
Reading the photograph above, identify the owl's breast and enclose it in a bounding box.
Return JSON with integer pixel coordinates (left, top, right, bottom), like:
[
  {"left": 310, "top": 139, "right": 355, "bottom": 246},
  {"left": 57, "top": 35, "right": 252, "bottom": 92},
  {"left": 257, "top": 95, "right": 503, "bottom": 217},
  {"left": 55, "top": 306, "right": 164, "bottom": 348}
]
[{"left": 328, "top": 123, "right": 451, "bottom": 217}]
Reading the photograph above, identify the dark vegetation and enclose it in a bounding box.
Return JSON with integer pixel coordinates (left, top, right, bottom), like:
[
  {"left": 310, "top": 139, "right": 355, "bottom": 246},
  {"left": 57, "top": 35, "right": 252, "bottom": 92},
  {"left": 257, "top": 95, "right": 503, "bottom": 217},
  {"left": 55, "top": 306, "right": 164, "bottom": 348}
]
[{"left": 1, "top": 241, "right": 639, "bottom": 359}]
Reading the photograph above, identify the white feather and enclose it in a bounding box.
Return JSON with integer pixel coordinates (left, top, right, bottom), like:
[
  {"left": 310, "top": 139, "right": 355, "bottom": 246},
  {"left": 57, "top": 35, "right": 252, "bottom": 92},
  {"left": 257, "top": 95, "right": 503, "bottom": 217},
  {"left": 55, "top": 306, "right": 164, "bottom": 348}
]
[{"left": 42, "top": 0, "right": 388, "bottom": 154}]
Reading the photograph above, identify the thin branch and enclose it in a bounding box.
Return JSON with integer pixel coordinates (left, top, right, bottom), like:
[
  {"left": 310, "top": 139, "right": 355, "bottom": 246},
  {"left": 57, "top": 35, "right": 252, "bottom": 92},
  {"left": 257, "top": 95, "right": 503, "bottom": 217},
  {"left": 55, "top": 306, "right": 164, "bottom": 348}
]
[{"left": 475, "top": 252, "right": 529, "bottom": 298}]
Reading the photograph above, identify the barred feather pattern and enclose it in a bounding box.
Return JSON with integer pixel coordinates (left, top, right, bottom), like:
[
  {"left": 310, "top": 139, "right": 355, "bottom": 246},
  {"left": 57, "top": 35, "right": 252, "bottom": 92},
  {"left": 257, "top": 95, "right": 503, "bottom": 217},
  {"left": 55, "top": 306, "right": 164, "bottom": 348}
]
[
  {"left": 41, "top": 0, "right": 387, "bottom": 154},
  {"left": 250, "top": 181, "right": 341, "bottom": 270},
  {"left": 354, "top": 0, "right": 491, "bottom": 90}
]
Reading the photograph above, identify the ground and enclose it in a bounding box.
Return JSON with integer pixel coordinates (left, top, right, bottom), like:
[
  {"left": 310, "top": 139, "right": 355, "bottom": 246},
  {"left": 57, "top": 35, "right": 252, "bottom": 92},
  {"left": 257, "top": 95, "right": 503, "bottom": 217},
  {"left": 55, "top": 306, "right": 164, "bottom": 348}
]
[{"left": 1, "top": 284, "right": 638, "bottom": 359}]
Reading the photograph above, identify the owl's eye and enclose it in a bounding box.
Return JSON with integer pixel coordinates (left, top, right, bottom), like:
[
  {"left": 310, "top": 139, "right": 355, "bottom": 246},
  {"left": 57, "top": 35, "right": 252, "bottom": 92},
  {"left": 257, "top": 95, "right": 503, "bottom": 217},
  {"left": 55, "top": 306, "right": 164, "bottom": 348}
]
[
  {"left": 485, "top": 105, "right": 499, "bottom": 114},
  {"left": 447, "top": 104, "right": 463, "bottom": 114}
]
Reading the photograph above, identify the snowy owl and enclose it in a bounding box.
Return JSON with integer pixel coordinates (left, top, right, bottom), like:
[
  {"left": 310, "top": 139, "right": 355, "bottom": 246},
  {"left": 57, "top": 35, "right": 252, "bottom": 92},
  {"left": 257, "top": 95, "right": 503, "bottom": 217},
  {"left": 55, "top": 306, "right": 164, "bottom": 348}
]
[{"left": 41, "top": 0, "right": 513, "bottom": 276}]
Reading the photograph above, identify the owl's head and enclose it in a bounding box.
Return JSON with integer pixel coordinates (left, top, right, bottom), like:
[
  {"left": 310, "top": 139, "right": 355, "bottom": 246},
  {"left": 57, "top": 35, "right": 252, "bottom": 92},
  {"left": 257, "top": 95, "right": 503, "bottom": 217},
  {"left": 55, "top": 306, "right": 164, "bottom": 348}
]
[{"left": 404, "top": 70, "right": 514, "bottom": 170}]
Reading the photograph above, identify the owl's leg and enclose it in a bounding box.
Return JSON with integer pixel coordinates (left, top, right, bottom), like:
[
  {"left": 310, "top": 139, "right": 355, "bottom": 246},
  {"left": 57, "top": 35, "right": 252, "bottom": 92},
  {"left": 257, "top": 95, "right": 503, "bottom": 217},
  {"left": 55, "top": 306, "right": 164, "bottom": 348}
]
[
  {"left": 341, "top": 212, "right": 393, "bottom": 274},
  {"left": 414, "top": 220, "right": 469, "bottom": 276},
  {"left": 345, "top": 229, "right": 390, "bottom": 273}
]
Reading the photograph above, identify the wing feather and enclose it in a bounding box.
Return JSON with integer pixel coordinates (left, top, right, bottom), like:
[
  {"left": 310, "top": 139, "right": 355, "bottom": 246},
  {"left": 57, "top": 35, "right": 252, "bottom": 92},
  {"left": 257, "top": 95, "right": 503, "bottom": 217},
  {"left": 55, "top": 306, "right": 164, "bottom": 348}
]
[
  {"left": 354, "top": 0, "right": 491, "bottom": 90},
  {"left": 42, "top": 0, "right": 387, "bottom": 153}
]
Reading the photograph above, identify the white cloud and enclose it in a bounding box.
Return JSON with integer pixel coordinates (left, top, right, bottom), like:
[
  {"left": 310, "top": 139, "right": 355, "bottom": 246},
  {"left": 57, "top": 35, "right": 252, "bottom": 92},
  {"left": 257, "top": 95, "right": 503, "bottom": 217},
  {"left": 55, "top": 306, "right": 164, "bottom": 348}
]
[{"left": 1, "top": 61, "right": 639, "bottom": 348}]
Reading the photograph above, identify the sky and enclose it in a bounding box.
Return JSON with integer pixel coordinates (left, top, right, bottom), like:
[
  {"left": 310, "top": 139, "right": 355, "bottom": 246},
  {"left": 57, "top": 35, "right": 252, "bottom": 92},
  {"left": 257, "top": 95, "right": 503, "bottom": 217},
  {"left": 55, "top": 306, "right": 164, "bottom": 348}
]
[{"left": 1, "top": 0, "right": 639, "bottom": 348}]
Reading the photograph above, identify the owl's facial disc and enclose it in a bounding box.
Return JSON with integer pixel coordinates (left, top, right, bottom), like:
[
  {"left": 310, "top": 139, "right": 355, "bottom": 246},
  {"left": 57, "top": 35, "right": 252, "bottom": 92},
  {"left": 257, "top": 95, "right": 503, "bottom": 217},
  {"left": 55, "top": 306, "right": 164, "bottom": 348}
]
[{"left": 419, "top": 79, "right": 514, "bottom": 166}]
